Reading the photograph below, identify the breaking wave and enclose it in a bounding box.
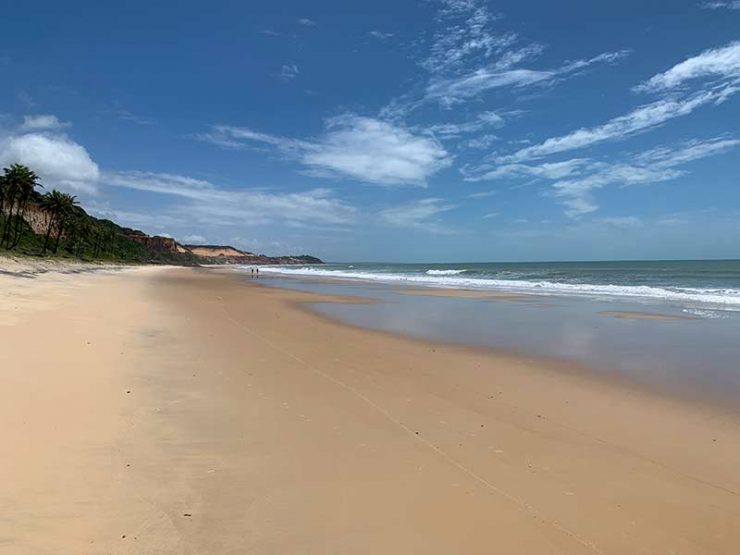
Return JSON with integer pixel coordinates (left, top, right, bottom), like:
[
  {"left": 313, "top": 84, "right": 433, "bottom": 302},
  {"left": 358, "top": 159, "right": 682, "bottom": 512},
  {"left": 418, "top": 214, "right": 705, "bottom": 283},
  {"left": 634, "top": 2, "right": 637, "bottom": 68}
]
[{"left": 251, "top": 266, "right": 740, "bottom": 309}]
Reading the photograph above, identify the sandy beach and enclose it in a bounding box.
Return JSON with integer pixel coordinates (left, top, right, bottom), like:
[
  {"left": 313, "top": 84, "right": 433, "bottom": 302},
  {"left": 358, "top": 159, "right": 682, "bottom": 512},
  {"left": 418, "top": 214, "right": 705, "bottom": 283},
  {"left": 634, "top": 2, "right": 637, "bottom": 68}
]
[{"left": 2, "top": 265, "right": 740, "bottom": 554}]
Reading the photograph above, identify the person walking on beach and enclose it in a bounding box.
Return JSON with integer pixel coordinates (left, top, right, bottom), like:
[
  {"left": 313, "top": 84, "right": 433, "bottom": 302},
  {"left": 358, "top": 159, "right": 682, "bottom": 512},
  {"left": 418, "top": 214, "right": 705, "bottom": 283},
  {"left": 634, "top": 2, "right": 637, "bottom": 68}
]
[
  {"left": 256, "top": 267, "right": 260, "bottom": 278},
  {"left": 250, "top": 268, "right": 254, "bottom": 278}
]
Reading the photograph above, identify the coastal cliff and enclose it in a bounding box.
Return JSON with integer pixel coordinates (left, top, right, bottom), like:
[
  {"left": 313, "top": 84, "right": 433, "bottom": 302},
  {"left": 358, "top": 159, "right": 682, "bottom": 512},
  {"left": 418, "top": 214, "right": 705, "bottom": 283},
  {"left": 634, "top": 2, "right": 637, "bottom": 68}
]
[
  {"left": 185, "top": 244, "right": 323, "bottom": 265},
  {"left": 0, "top": 199, "right": 323, "bottom": 265},
  {"left": 0, "top": 162, "right": 323, "bottom": 265}
]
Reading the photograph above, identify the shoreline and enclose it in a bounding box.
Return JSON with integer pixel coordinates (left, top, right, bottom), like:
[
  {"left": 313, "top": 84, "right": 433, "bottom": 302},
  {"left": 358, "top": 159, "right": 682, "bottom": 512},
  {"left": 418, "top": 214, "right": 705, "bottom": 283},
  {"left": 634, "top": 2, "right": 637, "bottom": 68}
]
[
  {"left": 2, "top": 266, "right": 740, "bottom": 553},
  {"left": 251, "top": 271, "right": 740, "bottom": 413},
  {"left": 256, "top": 264, "right": 740, "bottom": 312},
  {"left": 287, "top": 282, "right": 740, "bottom": 418}
]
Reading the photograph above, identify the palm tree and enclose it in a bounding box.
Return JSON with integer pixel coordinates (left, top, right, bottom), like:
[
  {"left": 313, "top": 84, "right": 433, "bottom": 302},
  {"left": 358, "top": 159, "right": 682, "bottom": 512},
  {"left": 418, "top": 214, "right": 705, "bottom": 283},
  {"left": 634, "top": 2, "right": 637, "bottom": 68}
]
[
  {"left": 0, "top": 164, "right": 40, "bottom": 249},
  {"left": 0, "top": 173, "right": 7, "bottom": 238},
  {"left": 39, "top": 190, "right": 77, "bottom": 255},
  {"left": 0, "top": 173, "right": 6, "bottom": 215},
  {"left": 54, "top": 197, "right": 80, "bottom": 253}
]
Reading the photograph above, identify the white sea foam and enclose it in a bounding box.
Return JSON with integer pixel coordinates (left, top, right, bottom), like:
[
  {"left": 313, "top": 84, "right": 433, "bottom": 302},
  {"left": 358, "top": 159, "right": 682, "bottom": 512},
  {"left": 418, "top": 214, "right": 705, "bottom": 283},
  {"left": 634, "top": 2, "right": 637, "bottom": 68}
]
[
  {"left": 682, "top": 308, "right": 729, "bottom": 319},
  {"left": 250, "top": 266, "right": 740, "bottom": 309},
  {"left": 426, "top": 269, "right": 466, "bottom": 275}
]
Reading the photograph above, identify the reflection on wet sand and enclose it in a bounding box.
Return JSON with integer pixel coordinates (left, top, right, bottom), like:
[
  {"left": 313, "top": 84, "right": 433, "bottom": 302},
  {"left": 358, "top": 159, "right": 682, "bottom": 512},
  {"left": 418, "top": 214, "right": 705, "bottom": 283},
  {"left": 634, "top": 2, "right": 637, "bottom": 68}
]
[{"left": 258, "top": 275, "right": 740, "bottom": 408}]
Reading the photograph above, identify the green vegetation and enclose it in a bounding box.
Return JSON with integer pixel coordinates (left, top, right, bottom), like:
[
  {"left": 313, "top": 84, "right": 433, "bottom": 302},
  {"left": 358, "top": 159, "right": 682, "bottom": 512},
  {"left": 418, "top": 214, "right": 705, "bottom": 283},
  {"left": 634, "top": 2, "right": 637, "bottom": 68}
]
[{"left": 0, "top": 163, "right": 196, "bottom": 264}]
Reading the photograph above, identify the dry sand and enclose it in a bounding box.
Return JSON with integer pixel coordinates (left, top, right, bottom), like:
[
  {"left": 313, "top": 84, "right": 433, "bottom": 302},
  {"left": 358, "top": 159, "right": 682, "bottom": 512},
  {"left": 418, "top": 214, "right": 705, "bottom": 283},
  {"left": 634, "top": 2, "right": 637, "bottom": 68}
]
[{"left": 2, "top": 265, "right": 740, "bottom": 554}]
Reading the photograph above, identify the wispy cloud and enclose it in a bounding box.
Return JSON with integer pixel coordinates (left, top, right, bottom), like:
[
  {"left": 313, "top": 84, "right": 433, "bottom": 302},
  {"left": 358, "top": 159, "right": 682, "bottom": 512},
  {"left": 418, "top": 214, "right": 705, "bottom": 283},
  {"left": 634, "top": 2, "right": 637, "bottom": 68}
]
[
  {"left": 466, "top": 134, "right": 499, "bottom": 150},
  {"left": 468, "top": 133, "right": 740, "bottom": 217},
  {"left": 380, "top": 0, "right": 628, "bottom": 118},
  {"left": 507, "top": 93, "right": 715, "bottom": 162},
  {"left": 21, "top": 114, "right": 69, "bottom": 131},
  {"left": 105, "top": 108, "right": 153, "bottom": 125},
  {"left": 297, "top": 18, "right": 316, "bottom": 26},
  {"left": 105, "top": 171, "right": 357, "bottom": 227},
  {"left": 699, "top": 1, "right": 740, "bottom": 9},
  {"left": 497, "top": 41, "right": 740, "bottom": 163},
  {"left": 634, "top": 40, "right": 740, "bottom": 93},
  {"left": 280, "top": 63, "right": 299, "bottom": 81},
  {"left": 200, "top": 115, "right": 452, "bottom": 187},
  {"left": 369, "top": 30, "right": 394, "bottom": 40},
  {"left": 551, "top": 137, "right": 740, "bottom": 216},
  {"left": 422, "top": 0, "right": 518, "bottom": 76},
  {"left": 468, "top": 158, "right": 588, "bottom": 181},
  {"left": 380, "top": 198, "right": 457, "bottom": 234},
  {"left": 425, "top": 111, "right": 504, "bottom": 138},
  {"left": 426, "top": 50, "right": 628, "bottom": 106}
]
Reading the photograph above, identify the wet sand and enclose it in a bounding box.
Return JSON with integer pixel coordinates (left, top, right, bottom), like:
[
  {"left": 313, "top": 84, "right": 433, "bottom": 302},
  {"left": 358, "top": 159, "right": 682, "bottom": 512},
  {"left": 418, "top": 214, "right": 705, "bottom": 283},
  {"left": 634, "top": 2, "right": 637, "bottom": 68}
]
[
  {"left": 599, "top": 310, "right": 697, "bottom": 321},
  {"left": 396, "top": 287, "right": 531, "bottom": 300},
  {"left": 2, "top": 265, "right": 740, "bottom": 554}
]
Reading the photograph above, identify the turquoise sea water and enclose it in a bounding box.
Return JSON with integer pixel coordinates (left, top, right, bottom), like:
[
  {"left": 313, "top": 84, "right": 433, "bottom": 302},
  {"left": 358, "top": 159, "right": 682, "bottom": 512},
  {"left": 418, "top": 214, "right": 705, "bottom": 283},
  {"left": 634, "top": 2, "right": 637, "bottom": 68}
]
[{"left": 259, "top": 260, "right": 740, "bottom": 314}]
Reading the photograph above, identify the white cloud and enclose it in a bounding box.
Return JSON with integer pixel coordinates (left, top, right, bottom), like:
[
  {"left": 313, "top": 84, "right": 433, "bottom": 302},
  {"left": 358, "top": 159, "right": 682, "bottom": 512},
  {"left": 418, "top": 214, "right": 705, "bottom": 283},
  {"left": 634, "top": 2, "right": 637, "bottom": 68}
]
[
  {"left": 297, "top": 18, "right": 316, "bottom": 26},
  {"left": 466, "top": 134, "right": 499, "bottom": 149},
  {"left": 301, "top": 116, "right": 452, "bottom": 185},
  {"left": 103, "top": 171, "right": 216, "bottom": 198},
  {"left": 280, "top": 64, "right": 299, "bottom": 80},
  {"left": 425, "top": 50, "right": 628, "bottom": 106},
  {"left": 498, "top": 41, "right": 740, "bottom": 163},
  {"left": 183, "top": 234, "right": 207, "bottom": 244},
  {"left": 106, "top": 108, "right": 153, "bottom": 125},
  {"left": 422, "top": 1, "right": 533, "bottom": 78},
  {"left": 471, "top": 158, "right": 588, "bottom": 180},
  {"left": 635, "top": 40, "right": 740, "bottom": 93},
  {"left": 551, "top": 137, "right": 740, "bottom": 216},
  {"left": 552, "top": 164, "right": 684, "bottom": 217},
  {"left": 466, "top": 135, "right": 740, "bottom": 217},
  {"left": 636, "top": 136, "right": 740, "bottom": 165},
  {"left": 503, "top": 90, "right": 721, "bottom": 162},
  {"left": 0, "top": 132, "right": 100, "bottom": 193},
  {"left": 105, "top": 171, "right": 357, "bottom": 227},
  {"left": 426, "top": 111, "right": 504, "bottom": 138},
  {"left": 380, "top": 198, "right": 456, "bottom": 234},
  {"left": 699, "top": 1, "right": 740, "bottom": 9},
  {"left": 369, "top": 30, "right": 394, "bottom": 40},
  {"left": 21, "top": 114, "right": 68, "bottom": 131},
  {"left": 380, "top": 0, "right": 629, "bottom": 118},
  {"left": 467, "top": 189, "right": 498, "bottom": 198},
  {"left": 202, "top": 115, "right": 452, "bottom": 187}
]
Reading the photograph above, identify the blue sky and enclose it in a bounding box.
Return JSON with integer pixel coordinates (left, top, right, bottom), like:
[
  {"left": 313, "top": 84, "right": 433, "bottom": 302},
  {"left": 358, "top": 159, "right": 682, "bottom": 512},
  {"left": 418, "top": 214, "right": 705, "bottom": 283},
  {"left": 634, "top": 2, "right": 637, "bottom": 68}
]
[{"left": 1, "top": 0, "right": 739, "bottom": 261}]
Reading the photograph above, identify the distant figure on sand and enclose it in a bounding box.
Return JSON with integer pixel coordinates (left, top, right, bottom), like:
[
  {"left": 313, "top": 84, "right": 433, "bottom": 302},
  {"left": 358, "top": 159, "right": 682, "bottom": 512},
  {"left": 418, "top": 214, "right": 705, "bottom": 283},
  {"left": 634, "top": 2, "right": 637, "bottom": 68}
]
[
  {"left": 256, "top": 268, "right": 260, "bottom": 278},
  {"left": 250, "top": 268, "right": 254, "bottom": 278}
]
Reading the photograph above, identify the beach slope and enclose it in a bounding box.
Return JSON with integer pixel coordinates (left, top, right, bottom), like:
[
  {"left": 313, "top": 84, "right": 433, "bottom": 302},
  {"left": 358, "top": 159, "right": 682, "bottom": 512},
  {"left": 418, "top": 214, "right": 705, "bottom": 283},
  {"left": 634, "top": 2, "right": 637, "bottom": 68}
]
[{"left": 1, "top": 266, "right": 739, "bottom": 554}]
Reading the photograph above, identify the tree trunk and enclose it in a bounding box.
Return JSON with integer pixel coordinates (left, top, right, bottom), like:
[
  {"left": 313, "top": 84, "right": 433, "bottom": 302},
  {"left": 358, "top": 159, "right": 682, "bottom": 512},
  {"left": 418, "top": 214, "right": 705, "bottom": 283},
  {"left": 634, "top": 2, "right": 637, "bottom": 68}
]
[
  {"left": 53, "top": 222, "right": 64, "bottom": 253},
  {"left": 42, "top": 214, "right": 57, "bottom": 255},
  {"left": 10, "top": 203, "right": 28, "bottom": 249},
  {"left": 1, "top": 199, "right": 15, "bottom": 246}
]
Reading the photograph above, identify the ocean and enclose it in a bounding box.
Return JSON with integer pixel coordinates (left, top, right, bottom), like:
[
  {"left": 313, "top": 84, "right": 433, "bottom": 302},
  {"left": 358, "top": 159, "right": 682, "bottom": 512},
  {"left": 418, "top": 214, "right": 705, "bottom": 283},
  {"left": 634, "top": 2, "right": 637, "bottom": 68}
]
[{"left": 259, "top": 259, "right": 740, "bottom": 313}]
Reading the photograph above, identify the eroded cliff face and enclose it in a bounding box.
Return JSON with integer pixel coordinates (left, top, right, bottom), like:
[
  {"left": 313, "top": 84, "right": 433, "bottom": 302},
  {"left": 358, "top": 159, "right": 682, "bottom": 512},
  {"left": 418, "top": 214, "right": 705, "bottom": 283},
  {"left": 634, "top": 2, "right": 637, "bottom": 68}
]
[
  {"left": 187, "top": 246, "right": 254, "bottom": 259},
  {"left": 125, "top": 234, "right": 182, "bottom": 253},
  {"left": 184, "top": 245, "right": 323, "bottom": 265},
  {"left": 3, "top": 202, "right": 320, "bottom": 264},
  {"left": 11, "top": 204, "right": 53, "bottom": 235}
]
